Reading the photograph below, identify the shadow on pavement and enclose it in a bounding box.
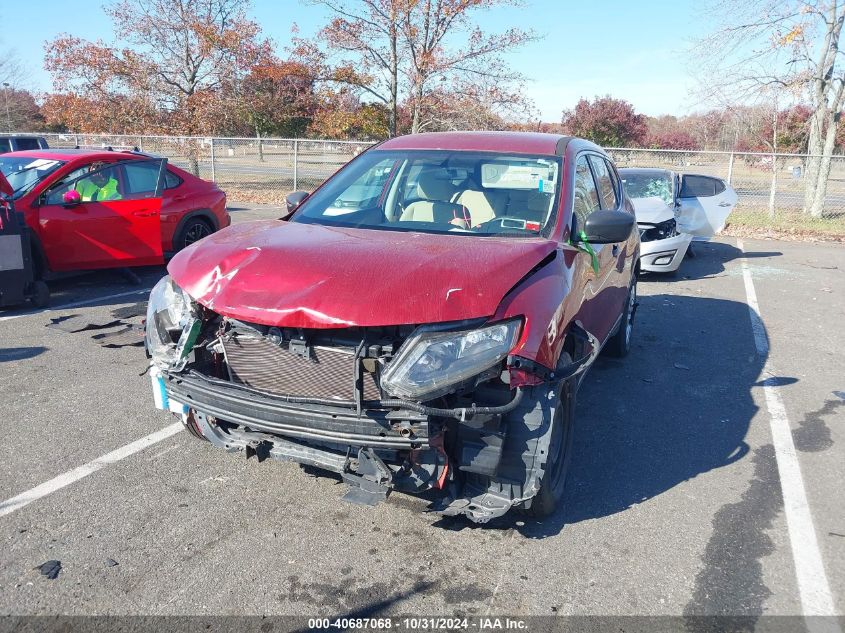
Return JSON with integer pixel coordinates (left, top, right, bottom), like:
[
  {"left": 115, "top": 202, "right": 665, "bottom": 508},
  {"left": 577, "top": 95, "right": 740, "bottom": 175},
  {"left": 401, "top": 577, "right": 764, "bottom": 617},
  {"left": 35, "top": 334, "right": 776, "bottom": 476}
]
[
  {"left": 640, "top": 241, "right": 782, "bottom": 281},
  {"left": 532, "top": 292, "right": 773, "bottom": 538},
  {"left": 434, "top": 290, "right": 785, "bottom": 540},
  {"left": 0, "top": 346, "right": 48, "bottom": 362}
]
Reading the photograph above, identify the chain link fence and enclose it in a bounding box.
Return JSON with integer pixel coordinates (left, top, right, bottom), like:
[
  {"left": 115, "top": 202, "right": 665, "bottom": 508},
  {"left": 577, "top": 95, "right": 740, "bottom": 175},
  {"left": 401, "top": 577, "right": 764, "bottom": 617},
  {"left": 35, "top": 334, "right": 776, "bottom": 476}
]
[
  {"left": 26, "top": 133, "right": 845, "bottom": 237},
  {"left": 37, "top": 132, "right": 373, "bottom": 205}
]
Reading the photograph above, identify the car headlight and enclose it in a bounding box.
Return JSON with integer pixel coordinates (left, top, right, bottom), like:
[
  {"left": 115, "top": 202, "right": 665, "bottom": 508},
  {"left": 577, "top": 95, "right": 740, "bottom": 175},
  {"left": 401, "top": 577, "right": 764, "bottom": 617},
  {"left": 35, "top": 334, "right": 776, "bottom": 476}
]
[
  {"left": 145, "top": 275, "right": 200, "bottom": 369},
  {"left": 380, "top": 319, "right": 521, "bottom": 401}
]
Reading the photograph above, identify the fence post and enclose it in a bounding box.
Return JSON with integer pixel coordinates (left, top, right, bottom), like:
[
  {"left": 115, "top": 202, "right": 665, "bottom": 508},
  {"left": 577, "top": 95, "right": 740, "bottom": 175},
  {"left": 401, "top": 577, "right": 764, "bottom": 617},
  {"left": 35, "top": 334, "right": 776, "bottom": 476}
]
[
  {"left": 727, "top": 152, "right": 735, "bottom": 184},
  {"left": 768, "top": 154, "right": 777, "bottom": 219},
  {"left": 210, "top": 137, "right": 216, "bottom": 183},
  {"left": 74, "top": 134, "right": 80, "bottom": 148},
  {"left": 293, "top": 139, "right": 299, "bottom": 191}
]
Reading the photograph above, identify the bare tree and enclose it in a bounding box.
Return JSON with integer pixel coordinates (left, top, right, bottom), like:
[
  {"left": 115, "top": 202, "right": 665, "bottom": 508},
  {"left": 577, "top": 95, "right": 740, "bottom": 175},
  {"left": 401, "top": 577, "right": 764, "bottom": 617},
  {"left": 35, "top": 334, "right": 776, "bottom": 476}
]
[
  {"left": 400, "top": 0, "right": 535, "bottom": 134},
  {"left": 309, "top": 0, "right": 535, "bottom": 135},
  {"left": 0, "top": 55, "right": 23, "bottom": 89},
  {"left": 311, "top": 0, "right": 402, "bottom": 136},
  {"left": 696, "top": 0, "right": 845, "bottom": 217},
  {"left": 0, "top": 46, "right": 31, "bottom": 132}
]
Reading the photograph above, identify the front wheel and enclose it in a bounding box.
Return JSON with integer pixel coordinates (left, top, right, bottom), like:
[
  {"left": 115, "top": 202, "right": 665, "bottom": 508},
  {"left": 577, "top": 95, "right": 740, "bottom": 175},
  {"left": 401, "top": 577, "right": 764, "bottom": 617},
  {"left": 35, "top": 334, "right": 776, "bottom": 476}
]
[
  {"left": 604, "top": 276, "right": 637, "bottom": 358},
  {"left": 29, "top": 280, "right": 50, "bottom": 308},
  {"left": 518, "top": 357, "right": 576, "bottom": 519}
]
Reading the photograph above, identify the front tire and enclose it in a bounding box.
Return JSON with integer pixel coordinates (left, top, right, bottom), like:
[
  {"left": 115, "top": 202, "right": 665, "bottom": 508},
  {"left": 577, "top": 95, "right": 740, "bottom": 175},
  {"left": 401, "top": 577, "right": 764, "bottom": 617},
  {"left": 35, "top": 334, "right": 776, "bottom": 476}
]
[
  {"left": 605, "top": 276, "right": 637, "bottom": 358},
  {"left": 29, "top": 281, "right": 50, "bottom": 308},
  {"left": 518, "top": 355, "right": 576, "bottom": 519}
]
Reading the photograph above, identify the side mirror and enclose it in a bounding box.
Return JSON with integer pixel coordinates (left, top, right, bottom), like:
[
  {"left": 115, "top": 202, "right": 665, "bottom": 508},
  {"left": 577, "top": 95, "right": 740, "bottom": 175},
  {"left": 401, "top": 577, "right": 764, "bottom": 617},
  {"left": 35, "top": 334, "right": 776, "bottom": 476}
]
[
  {"left": 579, "top": 210, "right": 635, "bottom": 244},
  {"left": 285, "top": 190, "right": 309, "bottom": 213},
  {"left": 62, "top": 190, "right": 82, "bottom": 206}
]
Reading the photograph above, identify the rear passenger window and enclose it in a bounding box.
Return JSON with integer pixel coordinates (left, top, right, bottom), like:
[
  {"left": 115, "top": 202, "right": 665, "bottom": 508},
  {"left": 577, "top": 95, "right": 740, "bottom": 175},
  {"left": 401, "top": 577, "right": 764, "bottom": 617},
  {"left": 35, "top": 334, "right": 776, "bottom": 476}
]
[
  {"left": 122, "top": 161, "right": 162, "bottom": 197},
  {"left": 573, "top": 156, "right": 601, "bottom": 226},
  {"left": 0, "top": 138, "right": 12, "bottom": 153},
  {"left": 588, "top": 155, "right": 618, "bottom": 210},
  {"left": 164, "top": 170, "right": 182, "bottom": 189},
  {"left": 679, "top": 175, "right": 726, "bottom": 198}
]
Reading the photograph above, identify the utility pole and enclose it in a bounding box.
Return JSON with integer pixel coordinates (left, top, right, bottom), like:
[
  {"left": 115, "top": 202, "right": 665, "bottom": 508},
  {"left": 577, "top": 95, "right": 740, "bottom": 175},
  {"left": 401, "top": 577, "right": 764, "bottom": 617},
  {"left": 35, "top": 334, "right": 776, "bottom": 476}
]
[{"left": 2, "top": 83, "right": 10, "bottom": 132}]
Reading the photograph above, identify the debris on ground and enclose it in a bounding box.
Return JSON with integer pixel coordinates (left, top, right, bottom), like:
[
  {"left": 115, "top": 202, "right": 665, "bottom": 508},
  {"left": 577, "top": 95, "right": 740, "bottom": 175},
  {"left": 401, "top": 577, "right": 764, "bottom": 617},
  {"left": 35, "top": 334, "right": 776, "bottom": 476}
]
[{"left": 36, "top": 560, "right": 62, "bottom": 579}]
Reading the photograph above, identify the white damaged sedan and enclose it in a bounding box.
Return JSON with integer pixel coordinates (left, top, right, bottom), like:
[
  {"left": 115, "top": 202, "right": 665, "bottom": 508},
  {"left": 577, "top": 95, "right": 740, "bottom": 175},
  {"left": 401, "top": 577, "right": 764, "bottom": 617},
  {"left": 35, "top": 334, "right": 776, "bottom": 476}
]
[{"left": 619, "top": 168, "right": 738, "bottom": 273}]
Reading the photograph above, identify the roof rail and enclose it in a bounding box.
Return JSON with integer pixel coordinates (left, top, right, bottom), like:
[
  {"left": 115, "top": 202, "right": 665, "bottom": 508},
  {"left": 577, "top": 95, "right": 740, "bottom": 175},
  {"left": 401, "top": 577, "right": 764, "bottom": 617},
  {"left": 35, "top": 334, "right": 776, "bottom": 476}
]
[{"left": 72, "top": 144, "right": 139, "bottom": 152}]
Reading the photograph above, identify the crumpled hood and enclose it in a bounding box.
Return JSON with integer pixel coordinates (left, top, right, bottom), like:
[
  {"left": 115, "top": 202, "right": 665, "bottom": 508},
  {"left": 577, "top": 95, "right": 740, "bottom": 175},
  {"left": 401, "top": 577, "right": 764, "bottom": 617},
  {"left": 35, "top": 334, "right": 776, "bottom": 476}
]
[
  {"left": 168, "top": 220, "right": 556, "bottom": 328},
  {"left": 631, "top": 196, "right": 675, "bottom": 224}
]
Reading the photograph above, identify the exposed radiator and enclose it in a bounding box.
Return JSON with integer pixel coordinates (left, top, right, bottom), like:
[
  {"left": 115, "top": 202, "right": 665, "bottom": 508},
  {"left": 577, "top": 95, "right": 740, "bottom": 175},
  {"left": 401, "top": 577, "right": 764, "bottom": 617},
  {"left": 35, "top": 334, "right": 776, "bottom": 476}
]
[{"left": 221, "top": 334, "right": 381, "bottom": 402}]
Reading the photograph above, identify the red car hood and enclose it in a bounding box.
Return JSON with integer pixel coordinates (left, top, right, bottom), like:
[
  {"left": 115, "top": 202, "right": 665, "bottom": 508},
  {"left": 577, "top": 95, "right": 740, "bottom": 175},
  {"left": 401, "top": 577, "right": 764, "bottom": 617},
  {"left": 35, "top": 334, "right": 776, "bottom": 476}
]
[{"left": 168, "top": 220, "right": 556, "bottom": 328}]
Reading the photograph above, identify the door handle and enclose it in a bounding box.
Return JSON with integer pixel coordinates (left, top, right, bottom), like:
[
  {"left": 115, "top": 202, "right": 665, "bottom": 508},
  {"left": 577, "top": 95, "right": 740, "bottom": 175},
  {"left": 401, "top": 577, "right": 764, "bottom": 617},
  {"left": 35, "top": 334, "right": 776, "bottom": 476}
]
[
  {"left": 132, "top": 210, "right": 157, "bottom": 217},
  {"left": 718, "top": 201, "right": 732, "bottom": 207},
  {"left": 172, "top": 194, "right": 188, "bottom": 202}
]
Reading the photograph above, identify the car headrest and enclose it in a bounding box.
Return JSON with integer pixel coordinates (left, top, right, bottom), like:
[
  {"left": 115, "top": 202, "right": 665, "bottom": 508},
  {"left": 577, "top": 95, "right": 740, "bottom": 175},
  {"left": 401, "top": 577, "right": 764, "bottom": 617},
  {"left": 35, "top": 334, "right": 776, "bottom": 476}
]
[{"left": 416, "top": 170, "right": 455, "bottom": 201}]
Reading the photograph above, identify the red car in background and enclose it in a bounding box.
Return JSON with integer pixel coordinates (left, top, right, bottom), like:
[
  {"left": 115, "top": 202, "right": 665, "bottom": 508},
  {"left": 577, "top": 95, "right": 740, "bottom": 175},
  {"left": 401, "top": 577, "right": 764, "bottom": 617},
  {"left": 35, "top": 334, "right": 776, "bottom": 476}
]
[{"left": 0, "top": 149, "right": 229, "bottom": 275}]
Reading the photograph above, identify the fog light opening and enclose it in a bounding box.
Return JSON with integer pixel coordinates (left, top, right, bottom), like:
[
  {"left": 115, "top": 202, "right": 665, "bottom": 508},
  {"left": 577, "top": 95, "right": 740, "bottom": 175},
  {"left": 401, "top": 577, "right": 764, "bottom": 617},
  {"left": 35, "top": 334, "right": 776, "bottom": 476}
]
[{"left": 653, "top": 252, "right": 676, "bottom": 266}]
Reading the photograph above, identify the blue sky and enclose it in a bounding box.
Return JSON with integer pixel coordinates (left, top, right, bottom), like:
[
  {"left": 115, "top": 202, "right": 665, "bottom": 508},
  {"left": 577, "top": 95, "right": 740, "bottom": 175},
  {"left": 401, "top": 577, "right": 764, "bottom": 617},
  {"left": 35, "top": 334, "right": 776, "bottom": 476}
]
[{"left": 0, "top": 0, "right": 709, "bottom": 121}]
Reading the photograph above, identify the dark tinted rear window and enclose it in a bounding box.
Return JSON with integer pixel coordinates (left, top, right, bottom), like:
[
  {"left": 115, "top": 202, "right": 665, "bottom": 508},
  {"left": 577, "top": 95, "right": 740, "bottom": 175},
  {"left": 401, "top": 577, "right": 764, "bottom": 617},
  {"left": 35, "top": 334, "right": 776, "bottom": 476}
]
[
  {"left": 0, "top": 139, "right": 11, "bottom": 153},
  {"left": 165, "top": 170, "right": 182, "bottom": 189},
  {"left": 14, "top": 138, "right": 42, "bottom": 151},
  {"left": 680, "top": 175, "right": 725, "bottom": 198}
]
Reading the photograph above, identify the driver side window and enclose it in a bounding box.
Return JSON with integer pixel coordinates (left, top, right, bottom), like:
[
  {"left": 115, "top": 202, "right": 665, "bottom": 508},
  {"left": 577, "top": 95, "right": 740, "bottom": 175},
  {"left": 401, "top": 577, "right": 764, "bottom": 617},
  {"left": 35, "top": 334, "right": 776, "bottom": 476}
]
[
  {"left": 573, "top": 156, "right": 601, "bottom": 228},
  {"left": 45, "top": 163, "right": 123, "bottom": 205}
]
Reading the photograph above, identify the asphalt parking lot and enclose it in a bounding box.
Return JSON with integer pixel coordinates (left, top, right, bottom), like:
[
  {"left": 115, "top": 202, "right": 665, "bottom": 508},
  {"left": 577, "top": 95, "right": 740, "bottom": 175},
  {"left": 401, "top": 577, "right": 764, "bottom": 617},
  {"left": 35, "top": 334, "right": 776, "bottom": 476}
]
[{"left": 0, "top": 204, "right": 842, "bottom": 626}]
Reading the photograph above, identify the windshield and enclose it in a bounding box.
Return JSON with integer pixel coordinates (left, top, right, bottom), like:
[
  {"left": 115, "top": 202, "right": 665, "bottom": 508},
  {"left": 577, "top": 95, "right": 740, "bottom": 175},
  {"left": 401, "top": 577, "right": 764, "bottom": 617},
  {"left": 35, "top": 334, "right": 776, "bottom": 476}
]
[
  {"left": 291, "top": 150, "right": 561, "bottom": 237},
  {"left": 620, "top": 171, "right": 674, "bottom": 205},
  {"left": 0, "top": 157, "right": 65, "bottom": 199}
]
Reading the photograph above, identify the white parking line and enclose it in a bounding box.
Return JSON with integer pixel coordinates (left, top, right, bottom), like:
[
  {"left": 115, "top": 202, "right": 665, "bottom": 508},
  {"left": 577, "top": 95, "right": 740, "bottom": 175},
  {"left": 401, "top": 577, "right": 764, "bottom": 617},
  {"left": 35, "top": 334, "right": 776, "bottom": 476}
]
[
  {"left": 0, "top": 422, "right": 182, "bottom": 518},
  {"left": 737, "top": 238, "right": 839, "bottom": 624},
  {"left": 0, "top": 288, "right": 153, "bottom": 323}
]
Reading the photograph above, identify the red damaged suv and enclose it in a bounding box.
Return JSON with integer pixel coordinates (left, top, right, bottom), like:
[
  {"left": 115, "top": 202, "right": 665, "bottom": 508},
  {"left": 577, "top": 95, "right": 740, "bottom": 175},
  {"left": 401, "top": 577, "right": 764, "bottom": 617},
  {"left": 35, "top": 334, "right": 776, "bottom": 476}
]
[
  {"left": 146, "top": 132, "right": 639, "bottom": 522},
  {"left": 0, "top": 149, "right": 228, "bottom": 274}
]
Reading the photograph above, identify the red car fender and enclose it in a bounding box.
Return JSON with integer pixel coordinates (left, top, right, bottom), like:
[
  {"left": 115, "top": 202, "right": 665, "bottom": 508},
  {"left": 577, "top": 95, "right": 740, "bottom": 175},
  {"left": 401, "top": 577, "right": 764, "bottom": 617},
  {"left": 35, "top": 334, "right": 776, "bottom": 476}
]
[{"left": 493, "top": 245, "right": 585, "bottom": 381}]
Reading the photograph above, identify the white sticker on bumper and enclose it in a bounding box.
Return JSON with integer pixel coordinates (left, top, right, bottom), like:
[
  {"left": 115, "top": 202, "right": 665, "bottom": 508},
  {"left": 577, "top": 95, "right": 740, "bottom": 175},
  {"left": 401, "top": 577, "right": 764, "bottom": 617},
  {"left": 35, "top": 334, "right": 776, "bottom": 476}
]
[{"left": 150, "top": 365, "right": 188, "bottom": 414}]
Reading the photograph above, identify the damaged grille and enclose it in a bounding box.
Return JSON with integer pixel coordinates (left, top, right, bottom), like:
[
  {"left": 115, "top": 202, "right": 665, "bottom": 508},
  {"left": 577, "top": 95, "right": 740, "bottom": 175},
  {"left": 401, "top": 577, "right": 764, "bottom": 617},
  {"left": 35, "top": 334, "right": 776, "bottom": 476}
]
[
  {"left": 638, "top": 218, "right": 678, "bottom": 242},
  {"left": 222, "top": 334, "right": 381, "bottom": 402}
]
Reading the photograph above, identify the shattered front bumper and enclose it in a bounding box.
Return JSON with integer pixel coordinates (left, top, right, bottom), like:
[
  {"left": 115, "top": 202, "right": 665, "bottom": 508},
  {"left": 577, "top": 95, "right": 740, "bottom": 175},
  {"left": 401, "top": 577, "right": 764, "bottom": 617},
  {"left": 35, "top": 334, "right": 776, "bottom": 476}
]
[
  {"left": 152, "top": 367, "right": 561, "bottom": 523},
  {"left": 638, "top": 231, "right": 692, "bottom": 273},
  {"left": 163, "top": 370, "right": 429, "bottom": 453}
]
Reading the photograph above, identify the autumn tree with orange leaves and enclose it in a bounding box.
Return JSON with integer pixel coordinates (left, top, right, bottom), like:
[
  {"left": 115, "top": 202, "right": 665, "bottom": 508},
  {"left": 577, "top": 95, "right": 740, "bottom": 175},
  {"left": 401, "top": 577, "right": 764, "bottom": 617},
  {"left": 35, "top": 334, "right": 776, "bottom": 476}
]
[
  {"left": 44, "top": 0, "right": 272, "bottom": 140},
  {"left": 237, "top": 57, "right": 317, "bottom": 140}
]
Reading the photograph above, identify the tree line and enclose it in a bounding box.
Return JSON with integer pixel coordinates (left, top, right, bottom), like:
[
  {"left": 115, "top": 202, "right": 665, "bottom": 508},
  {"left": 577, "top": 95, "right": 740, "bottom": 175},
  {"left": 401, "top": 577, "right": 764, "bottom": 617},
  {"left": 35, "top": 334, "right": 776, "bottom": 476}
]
[{"left": 1, "top": 0, "right": 843, "bottom": 216}]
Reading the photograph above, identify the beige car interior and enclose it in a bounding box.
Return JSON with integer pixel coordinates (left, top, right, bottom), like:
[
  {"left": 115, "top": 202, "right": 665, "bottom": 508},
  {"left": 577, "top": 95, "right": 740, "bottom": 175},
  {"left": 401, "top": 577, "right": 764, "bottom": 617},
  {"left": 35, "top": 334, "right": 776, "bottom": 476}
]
[
  {"left": 400, "top": 170, "right": 470, "bottom": 229},
  {"left": 400, "top": 169, "right": 551, "bottom": 229}
]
